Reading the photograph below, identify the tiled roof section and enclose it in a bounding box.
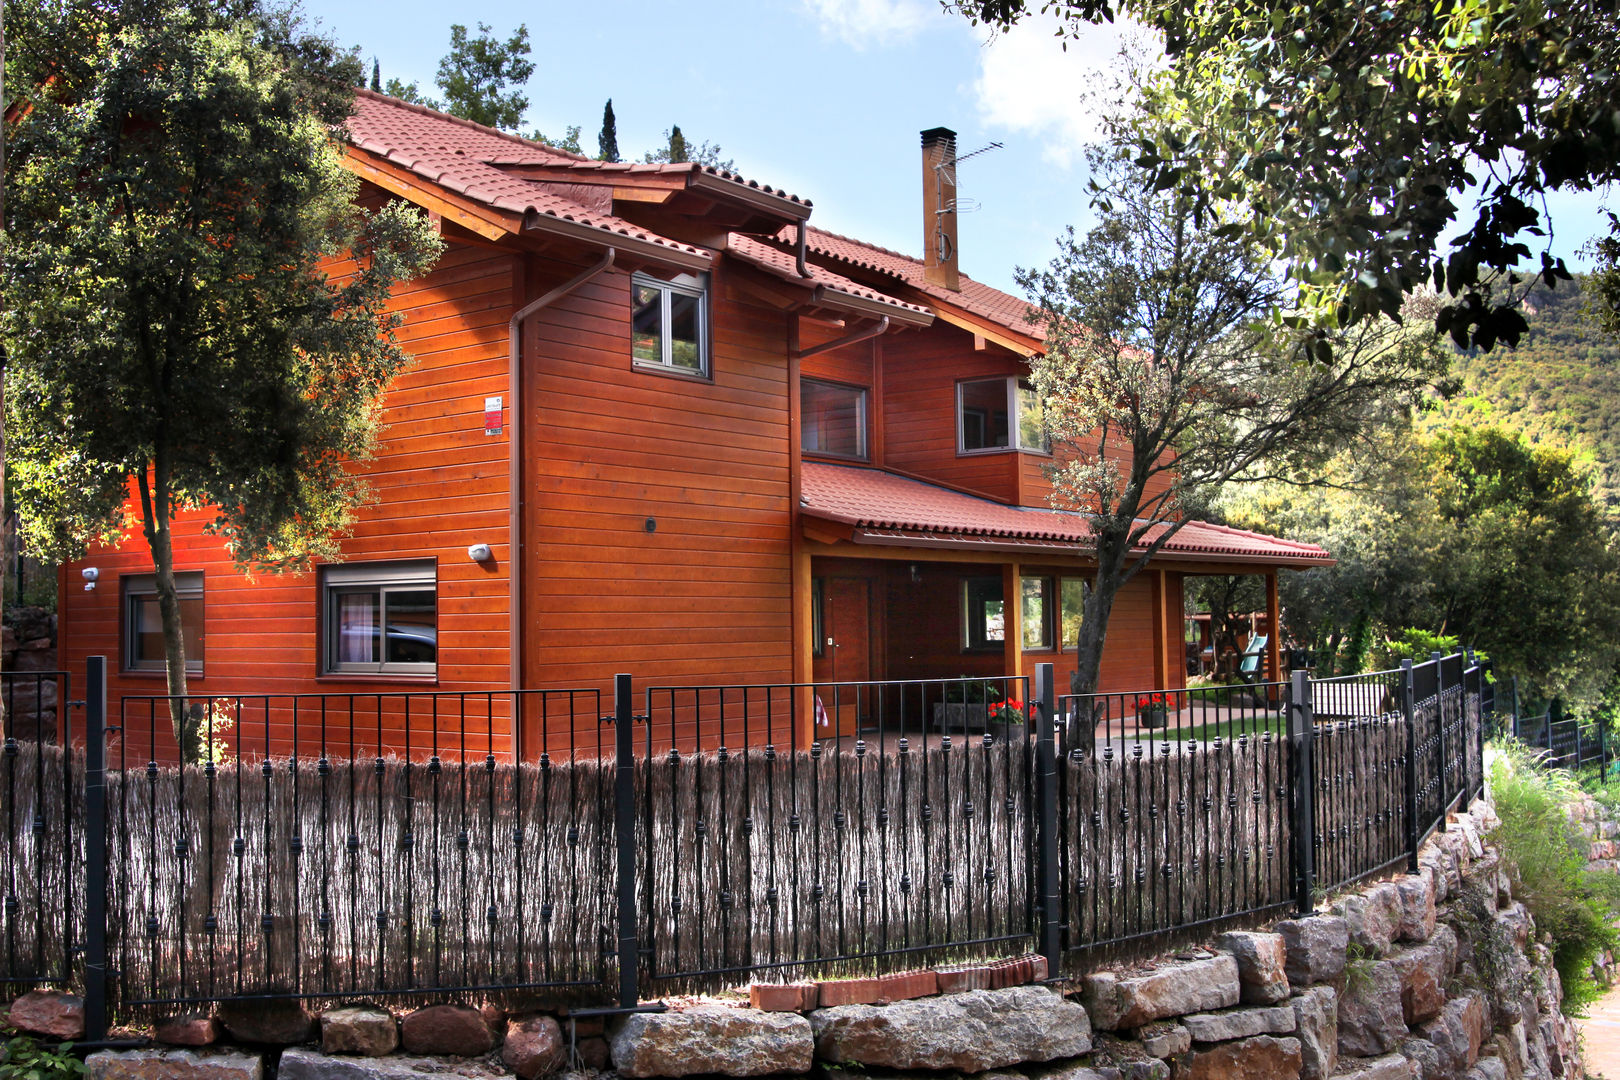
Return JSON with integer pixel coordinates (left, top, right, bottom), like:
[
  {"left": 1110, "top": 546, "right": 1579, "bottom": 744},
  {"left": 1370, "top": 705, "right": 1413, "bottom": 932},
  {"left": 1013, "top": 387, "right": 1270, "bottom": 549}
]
[
  {"left": 725, "top": 235, "right": 933, "bottom": 322},
  {"left": 795, "top": 227, "right": 1045, "bottom": 342},
  {"left": 800, "top": 462, "right": 1332, "bottom": 565},
  {"left": 345, "top": 92, "right": 710, "bottom": 260},
  {"left": 534, "top": 159, "right": 811, "bottom": 212}
]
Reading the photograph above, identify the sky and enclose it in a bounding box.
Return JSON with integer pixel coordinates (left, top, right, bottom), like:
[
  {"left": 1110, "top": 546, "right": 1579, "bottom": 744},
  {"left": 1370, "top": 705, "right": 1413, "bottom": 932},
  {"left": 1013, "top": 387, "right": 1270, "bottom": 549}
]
[{"left": 299, "top": 0, "right": 1613, "bottom": 299}]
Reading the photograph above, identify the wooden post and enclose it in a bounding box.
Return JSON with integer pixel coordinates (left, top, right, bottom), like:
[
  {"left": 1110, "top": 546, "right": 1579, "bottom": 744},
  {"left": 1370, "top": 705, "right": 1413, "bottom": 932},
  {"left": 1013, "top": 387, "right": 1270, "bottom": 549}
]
[
  {"left": 1003, "top": 561, "right": 1023, "bottom": 688},
  {"left": 1266, "top": 571, "right": 1283, "bottom": 706},
  {"left": 792, "top": 541, "right": 814, "bottom": 750},
  {"left": 1150, "top": 570, "right": 1169, "bottom": 690}
]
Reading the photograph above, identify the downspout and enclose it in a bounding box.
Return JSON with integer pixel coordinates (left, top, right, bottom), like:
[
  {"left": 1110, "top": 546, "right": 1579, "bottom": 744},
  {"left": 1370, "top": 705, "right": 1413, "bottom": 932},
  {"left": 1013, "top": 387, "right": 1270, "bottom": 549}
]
[
  {"left": 794, "top": 314, "right": 889, "bottom": 360},
  {"left": 508, "top": 248, "right": 617, "bottom": 753},
  {"left": 796, "top": 223, "right": 810, "bottom": 278}
]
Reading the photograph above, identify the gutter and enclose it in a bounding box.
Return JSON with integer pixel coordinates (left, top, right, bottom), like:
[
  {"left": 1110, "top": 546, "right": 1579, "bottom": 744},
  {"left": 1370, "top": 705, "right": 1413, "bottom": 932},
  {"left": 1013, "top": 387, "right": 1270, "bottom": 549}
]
[
  {"left": 795, "top": 315, "right": 889, "bottom": 360},
  {"left": 508, "top": 248, "right": 617, "bottom": 755}
]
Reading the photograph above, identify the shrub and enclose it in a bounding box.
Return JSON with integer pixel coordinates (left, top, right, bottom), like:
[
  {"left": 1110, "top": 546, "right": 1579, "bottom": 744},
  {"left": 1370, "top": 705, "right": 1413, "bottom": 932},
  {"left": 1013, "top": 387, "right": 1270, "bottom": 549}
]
[
  {"left": 1488, "top": 740, "right": 1620, "bottom": 1014},
  {"left": 0, "top": 1029, "right": 85, "bottom": 1080}
]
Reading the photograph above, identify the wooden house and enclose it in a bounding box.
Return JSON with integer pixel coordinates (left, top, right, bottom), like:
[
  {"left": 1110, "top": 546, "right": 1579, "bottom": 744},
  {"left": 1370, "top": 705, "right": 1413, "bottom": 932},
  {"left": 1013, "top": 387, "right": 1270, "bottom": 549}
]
[{"left": 54, "top": 96, "right": 1330, "bottom": 759}]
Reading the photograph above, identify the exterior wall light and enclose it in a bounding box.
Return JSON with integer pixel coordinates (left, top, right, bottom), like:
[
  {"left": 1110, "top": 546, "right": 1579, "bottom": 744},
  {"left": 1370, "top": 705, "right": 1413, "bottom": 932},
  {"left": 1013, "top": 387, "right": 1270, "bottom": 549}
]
[
  {"left": 467, "top": 543, "right": 492, "bottom": 563},
  {"left": 82, "top": 567, "right": 99, "bottom": 592}
]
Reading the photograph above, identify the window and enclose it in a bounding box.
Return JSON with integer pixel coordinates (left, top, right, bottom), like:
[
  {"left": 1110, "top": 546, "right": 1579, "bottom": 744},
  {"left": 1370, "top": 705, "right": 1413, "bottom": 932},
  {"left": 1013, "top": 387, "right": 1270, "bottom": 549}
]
[
  {"left": 123, "top": 573, "right": 204, "bottom": 673},
  {"left": 1061, "top": 578, "right": 1087, "bottom": 650},
  {"left": 322, "top": 561, "right": 437, "bottom": 676},
  {"left": 957, "top": 376, "right": 1050, "bottom": 454},
  {"left": 801, "top": 379, "right": 868, "bottom": 460},
  {"left": 963, "top": 577, "right": 1005, "bottom": 650},
  {"left": 631, "top": 271, "right": 707, "bottom": 376},
  {"left": 1021, "top": 576, "right": 1053, "bottom": 650}
]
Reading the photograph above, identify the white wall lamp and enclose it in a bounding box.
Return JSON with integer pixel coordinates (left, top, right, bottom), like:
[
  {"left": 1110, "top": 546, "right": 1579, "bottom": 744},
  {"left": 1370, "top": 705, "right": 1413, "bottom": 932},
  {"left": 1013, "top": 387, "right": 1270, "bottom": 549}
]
[
  {"left": 467, "top": 543, "right": 492, "bottom": 564},
  {"left": 81, "top": 567, "right": 99, "bottom": 592}
]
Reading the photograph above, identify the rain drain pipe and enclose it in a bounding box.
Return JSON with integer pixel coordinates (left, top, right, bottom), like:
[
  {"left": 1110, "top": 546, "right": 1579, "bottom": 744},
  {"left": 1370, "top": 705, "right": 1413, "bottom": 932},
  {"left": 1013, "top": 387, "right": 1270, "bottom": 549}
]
[{"left": 507, "top": 247, "right": 617, "bottom": 749}]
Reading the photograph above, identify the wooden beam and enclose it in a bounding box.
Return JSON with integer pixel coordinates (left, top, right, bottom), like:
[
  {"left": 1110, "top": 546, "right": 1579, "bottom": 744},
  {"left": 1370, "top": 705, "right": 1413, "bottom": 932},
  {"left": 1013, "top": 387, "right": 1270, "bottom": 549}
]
[
  {"left": 1003, "top": 561, "right": 1022, "bottom": 688},
  {"left": 1151, "top": 569, "right": 1169, "bottom": 690},
  {"left": 613, "top": 186, "right": 678, "bottom": 204},
  {"left": 1266, "top": 570, "right": 1282, "bottom": 686},
  {"left": 342, "top": 149, "right": 515, "bottom": 241},
  {"left": 973, "top": 333, "right": 987, "bottom": 351},
  {"left": 801, "top": 519, "right": 855, "bottom": 546}
]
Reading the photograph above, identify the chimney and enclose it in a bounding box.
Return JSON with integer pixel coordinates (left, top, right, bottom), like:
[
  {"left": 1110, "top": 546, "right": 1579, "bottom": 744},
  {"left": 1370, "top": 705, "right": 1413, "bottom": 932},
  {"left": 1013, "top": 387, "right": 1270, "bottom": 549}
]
[{"left": 920, "top": 127, "right": 960, "bottom": 291}]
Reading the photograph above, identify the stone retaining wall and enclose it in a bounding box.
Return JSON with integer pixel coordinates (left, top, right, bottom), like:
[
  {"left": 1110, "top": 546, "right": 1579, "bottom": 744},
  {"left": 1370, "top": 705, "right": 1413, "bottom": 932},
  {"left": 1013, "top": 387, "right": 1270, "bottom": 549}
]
[{"left": 3, "top": 798, "right": 1582, "bottom": 1080}]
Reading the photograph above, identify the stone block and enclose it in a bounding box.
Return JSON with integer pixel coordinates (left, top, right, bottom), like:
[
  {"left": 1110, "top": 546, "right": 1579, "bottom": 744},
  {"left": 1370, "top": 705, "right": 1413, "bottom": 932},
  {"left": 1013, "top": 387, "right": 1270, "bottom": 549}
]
[
  {"left": 1496, "top": 903, "right": 1531, "bottom": 950},
  {"left": 87, "top": 1049, "right": 262, "bottom": 1080},
  {"left": 1386, "top": 942, "right": 1448, "bottom": 1025},
  {"left": 613, "top": 1006, "right": 812, "bottom": 1077},
  {"left": 1398, "top": 874, "right": 1438, "bottom": 942},
  {"left": 320, "top": 1006, "right": 397, "bottom": 1057},
  {"left": 1133, "top": 1022, "right": 1189, "bottom": 1059},
  {"left": 1417, "top": 993, "right": 1489, "bottom": 1080},
  {"left": 8, "top": 990, "right": 85, "bottom": 1040},
  {"left": 1337, "top": 1053, "right": 1418, "bottom": 1080},
  {"left": 935, "top": 964, "right": 992, "bottom": 994},
  {"left": 1180, "top": 1004, "right": 1296, "bottom": 1043},
  {"left": 816, "top": 977, "right": 883, "bottom": 1007},
  {"left": 1401, "top": 1037, "right": 1442, "bottom": 1080},
  {"left": 1337, "top": 958, "right": 1407, "bottom": 1057},
  {"left": 576, "top": 1036, "right": 610, "bottom": 1071},
  {"left": 155, "top": 1014, "right": 220, "bottom": 1047},
  {"left": 1465, "top": 1059, "right": 1507, "bottom": 1080},
  {"left": 1276, "top": 916, "right": 1349, "bottom": 990},
  {"left": 216, "top": 998, "right": 313, "bottom": 1045},
  {"left": 400, "top": 1004, "right": 494, "bottom": 1057},
  {"left": 1179, "top": 1035, "right": 1301, "bottom": 1080},
  {"left": 1082, "top": 955, "right": 1239, "bottom": 1030},
  {"left": 277, "top": 1048, "right": 505, "bottom": 1080},
  {"left": 1218, "top": 931, "right": 1290, "bottom": 1004},
  {"left": 877, "top": 969, "right": 938, "bottom": 1001},
  {"left": 503, "top": 1014, "right": 565, "bottom": 1080},
  {"left": 1337, "top": 884, "right": 1400, "bottom": 955},
  {"left": 749, "top": 982, "right": 819, "bottom": 1012},
  {"left": 810, "top": 985, "right": 1089, "bottom": 1073},
  {"left": 1292, "top": 986, "right": 1337, "bottom": 1080}
]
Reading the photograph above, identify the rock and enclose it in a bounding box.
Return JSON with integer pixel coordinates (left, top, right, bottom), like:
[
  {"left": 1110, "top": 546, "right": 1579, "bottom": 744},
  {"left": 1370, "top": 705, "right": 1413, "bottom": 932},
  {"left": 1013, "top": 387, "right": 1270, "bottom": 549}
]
[
  {"left": 1417, "top": 993, "right": 1489, "bottom": 1080},
  {"left": 1083, "top": 955, "right": 1239, "bottom": 1030},
  {"left": 1402, "top": 1037, "right": 1443, "bottom": 1080},
  {"left": 1337, "top": 884, "right": 1400, "bottom": 955},
  {"left": 1276, "top": 916, "right": 1349, "bottom": 990},
  {"left": 1180, "top": 1005, "right": 1296, "bottom": 1043},
  {"left": 400, "top": 1004, "right": 494, "bottom": 1057},
  {"left": 216, "top": 997, "right": 313, "bottom": 1045},
  {"left": 1496, "top": 903, "right": 1532, "bottom": 950},
  {"left": 1337, "top": 958, "right": 1406, "bottom": 1057},
  {"left": 277, "top": 1048, "right": 506, "bottom": 1080},
  {"left": 8, "top": 990, "right": 85, "bottom": 1039},
  {"left": 1465, "top": 1060, "right": 1507, "bottom": 1080},
  {"left": 87, "top": 1049, "right": 262, "bottom": 1080},
  {"left": 1133, "top": 1022, "right": 1190, "bottom": 1059},
  {"left": 155, "top": 1014, "right": 219, "bottom": 1047},
  {"left": 1292, "top": 986, "right": 1337, "bottom": 1080},
  {"left": 504, "top": 1014, "right": 565, "bottom": 1080},
  {"left": 1031, "top": 1068, "right": 1116, "bottom": 1080},
  {"left": 1179, "top": 1035, "right": 1301, "bottom": 1080},
  {"left": 1398, "top": 874, "right": 1438, "bottom": 942},
  {"left": 613, "top": 1006, "right": 812, "bottom": 1077},
  {"left": 1386, "top": 942, "right": 1448, "bottom": 1025},
  {"left": 1218, "top": 931, "right": 1290, "bottom": 1005},
  {"left": 320, "top": 1006, "right": 397, "bottom": 1057},
  {"left": 1338, "top": 1054, "right": 1418, "bottom": 1080},
  {"left": 576, "top": 1036, "right": 610, "bottom": 1071},
  {"left": 810, "top": 986, "right": 1089, "bottom": 1073}
]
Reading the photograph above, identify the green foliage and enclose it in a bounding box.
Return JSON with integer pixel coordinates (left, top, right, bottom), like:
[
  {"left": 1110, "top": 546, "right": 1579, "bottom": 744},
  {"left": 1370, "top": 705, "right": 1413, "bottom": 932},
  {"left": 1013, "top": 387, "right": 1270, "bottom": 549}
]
[
  {"left": 1489, "top": 741, "right": 1620, "bottom": 1014},
  {"left": 598, "top": 99, "right": 620, "bottom": 163},
  {"left": 955, "top": 0, "right": 1612, "bottom": 348},
  {"left": 641, "top": 125, "right": 734, "bottom": 171},
  {"left": 434, "top": 22, "right": 533, "bottom": 131},
  {"left": 1367, "top": 629, "right": 1460, "bottom": 674},
  {"left": 0, "top": 1029, "right": 86, "bottom": 1080},
  {"left": 382, "top": 77, "right": 429, "bottom": 105},
  {"left": 3, "top": 0, "right": 443, "bottom": 755},
  {"left": 528, "top": 125, "right": 582, "bottom": 155}
]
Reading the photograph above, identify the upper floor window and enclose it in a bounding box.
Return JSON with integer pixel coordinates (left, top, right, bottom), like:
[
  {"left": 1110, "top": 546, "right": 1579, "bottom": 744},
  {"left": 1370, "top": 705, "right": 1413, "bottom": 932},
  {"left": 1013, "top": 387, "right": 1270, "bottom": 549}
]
[
  {"left": 322, "top": 560, "right": 437, "bottom": 677},
  {"left": 631, "top": 272, "right": 708, "bottom": 377},
  {"left": 802, "top": 378, "right": 868, "bottom": 460},
  {"left": 957, "top": 376, "right": 1050, "bottom": 454},
  {"left": 123, "top": 572, "right": 204, "bottom": 674}
]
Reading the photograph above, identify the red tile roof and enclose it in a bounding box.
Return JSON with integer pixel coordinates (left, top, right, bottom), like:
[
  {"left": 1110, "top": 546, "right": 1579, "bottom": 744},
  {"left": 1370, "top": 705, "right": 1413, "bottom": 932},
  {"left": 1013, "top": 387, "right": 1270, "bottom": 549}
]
[
  {"left": 791, "top": 227, "right": 1045, "bottom": 344},
  {"left": 801, "top": 462, "right": 1332, "bottom": 566},
  {"left": 725, "top": 235, "right": 933, "bottom": 326}
]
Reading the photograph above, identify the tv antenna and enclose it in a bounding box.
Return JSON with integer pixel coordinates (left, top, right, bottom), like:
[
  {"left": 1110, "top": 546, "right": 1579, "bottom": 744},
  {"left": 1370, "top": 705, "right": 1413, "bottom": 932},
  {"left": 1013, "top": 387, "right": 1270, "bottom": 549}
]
[{"left": 934, "top": 141, "right": 1003, "bottom": 214}]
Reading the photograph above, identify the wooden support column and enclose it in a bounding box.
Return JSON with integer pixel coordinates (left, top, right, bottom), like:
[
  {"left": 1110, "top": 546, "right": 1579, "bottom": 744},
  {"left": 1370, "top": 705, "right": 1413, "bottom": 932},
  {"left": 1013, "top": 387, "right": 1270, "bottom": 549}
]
[
  {"left": 1003, "top": 561, "right": 1023, "bottom": 688},
  {"left": 1266, "top": 570, "right": 1283, "bottom": 690},
  {"left": 790, "top": 319, "right": 814, "bottom": 750},
  {"left": 1150, "top": 570, "right": 1169, "bottom": 690}
]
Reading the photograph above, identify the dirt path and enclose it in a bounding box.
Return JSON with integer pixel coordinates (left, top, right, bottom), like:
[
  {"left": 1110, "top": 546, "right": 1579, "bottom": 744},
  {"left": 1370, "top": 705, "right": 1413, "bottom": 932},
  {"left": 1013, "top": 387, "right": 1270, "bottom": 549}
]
[{"left": 1581, "top": 981, "right": 1620, "bottom": 1078}]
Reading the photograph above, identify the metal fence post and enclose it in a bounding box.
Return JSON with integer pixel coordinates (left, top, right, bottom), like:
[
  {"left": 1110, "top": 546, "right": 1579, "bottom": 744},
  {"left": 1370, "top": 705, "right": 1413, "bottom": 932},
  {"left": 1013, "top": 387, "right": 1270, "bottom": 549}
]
[
  {"left": 613, "top": 672, "right": 639, "bottom": 1009},
  {"left": 1431, "top": 652, "right": 1447, "bottom": 828},
  {"left": 1289, "top": 669, "right": 1316, "bottom": 915},
  {"left": 1401, "top": 659, "right": 1419, "bottom": 873},
  {"left": 1033, "top": 663, "right": 1059, "bottom": 976},
  {"left": 83, "top": 656, "right": 109, "bottom": 1042}
]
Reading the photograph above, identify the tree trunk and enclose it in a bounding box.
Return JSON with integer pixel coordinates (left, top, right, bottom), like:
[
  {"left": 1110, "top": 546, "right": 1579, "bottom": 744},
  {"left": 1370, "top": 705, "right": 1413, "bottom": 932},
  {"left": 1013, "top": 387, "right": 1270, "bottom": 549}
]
[{"left": 137, "top": 465, "right": 198, "bottom": 760}]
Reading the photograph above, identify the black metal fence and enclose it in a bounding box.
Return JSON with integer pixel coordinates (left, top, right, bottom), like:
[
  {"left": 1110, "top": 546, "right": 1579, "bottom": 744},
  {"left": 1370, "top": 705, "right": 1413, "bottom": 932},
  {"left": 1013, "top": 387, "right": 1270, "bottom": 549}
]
[
  {"left": 1512, "top": 711, "right": 1611, "bottom": 775},
  {"left": 0, "top": 656, "right": 1493, "bottom": 1037}
]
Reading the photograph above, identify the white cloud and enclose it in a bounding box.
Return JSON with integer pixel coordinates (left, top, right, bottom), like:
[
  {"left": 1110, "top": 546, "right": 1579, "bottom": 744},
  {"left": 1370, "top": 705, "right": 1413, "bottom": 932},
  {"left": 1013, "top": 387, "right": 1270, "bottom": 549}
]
[
  {"left": 973, "top": 15, "right": 1151, "bottom": 168},
  {"left": 802, "top": 0, "right": 934, "bottom": 49}
]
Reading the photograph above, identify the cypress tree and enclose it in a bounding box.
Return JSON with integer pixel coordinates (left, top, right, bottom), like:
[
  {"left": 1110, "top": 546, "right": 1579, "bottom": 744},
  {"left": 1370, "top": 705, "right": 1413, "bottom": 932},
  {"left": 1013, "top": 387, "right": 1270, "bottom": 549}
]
[
  {"left": 598, "top": 99, "right": 619, "bottom": 163},
  {"left": 667, "top": 124, "right": 688, "bottom": 164},
  {"left": 370, "top": 57, "right": 381, "bottom": 92}
]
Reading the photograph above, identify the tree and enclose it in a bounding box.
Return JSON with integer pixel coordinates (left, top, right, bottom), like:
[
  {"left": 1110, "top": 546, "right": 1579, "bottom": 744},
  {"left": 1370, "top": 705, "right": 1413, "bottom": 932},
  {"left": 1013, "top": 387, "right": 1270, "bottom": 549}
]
[
  {"left": 382, "top": 76, "right": 429, "bottom": 105},
  {"left": 434, "top": 22, "right": 532, "bottom": 132},
  {"left": 956, "top": 0, "right": 1616, "bottom": 351},
  {"left": 528, "top": 124, "right": 581, "bottom": 155},
  {"left": 2, "top": 0, "right": 443, "bottom": 759},
  {"left": 641, "top": 124, "right": 734, "bottom": 171},
  {"left": 1022, "top": 135, "right": 1449, "bottom": 699},
  {"left": 369, "top": 56, "right": 379, "bottom": 92},
  {"left": 1184, "top": 574, "right": 1265, "bottom": 678},
  {"left": 598, "top": 98, "right": 619, "bottom": 163}
]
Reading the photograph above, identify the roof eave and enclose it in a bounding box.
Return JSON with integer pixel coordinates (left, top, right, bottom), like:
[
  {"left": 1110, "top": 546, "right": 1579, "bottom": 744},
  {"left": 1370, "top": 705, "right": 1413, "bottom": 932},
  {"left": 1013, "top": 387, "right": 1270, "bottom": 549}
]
[
  {"left": 810, "top": 285, "right": 933, "bottom": 329},
  {"left": 688, "top": 171, "right": 812, "bottom": 223}
]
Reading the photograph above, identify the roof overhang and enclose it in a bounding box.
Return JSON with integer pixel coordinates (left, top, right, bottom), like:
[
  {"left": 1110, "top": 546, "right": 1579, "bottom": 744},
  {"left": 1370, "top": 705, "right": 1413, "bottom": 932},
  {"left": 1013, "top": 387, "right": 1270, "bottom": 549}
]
[{"left": 822, "top": 523, "right": 1336, "bottom": 568}]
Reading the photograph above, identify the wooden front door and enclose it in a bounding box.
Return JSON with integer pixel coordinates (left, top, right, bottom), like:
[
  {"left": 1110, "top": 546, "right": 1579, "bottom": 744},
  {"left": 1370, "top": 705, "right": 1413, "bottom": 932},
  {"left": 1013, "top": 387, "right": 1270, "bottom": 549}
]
[{"left": 814, "top": 577, "right": 871, "bottom": 735}]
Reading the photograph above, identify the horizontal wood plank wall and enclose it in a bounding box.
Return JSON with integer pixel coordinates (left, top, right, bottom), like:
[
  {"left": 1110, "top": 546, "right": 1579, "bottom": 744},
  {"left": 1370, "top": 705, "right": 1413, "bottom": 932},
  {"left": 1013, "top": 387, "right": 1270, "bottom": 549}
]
[
  {"left": 58, "top": 225, "right": 519, "bottom": 764},
  {"left": 520, "top": 257, "right": 795, "bottom": 752}
]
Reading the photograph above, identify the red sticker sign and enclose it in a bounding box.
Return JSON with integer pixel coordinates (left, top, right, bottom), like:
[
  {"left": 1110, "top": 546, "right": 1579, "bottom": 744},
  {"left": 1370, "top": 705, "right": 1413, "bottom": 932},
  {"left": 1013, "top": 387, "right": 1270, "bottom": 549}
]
[{"left": 484, "top": 395, "right": 503, "bottom": 436}]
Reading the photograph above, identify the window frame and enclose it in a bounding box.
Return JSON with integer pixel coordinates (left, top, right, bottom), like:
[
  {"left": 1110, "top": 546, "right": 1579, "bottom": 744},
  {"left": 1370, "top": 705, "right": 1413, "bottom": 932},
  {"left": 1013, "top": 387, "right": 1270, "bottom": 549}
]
[
  {"left": 630, "top": 271, "right": 710, "bottom": 378},
  {"left": 962, "top": 576, "right": 1006, "bottom": 652},
  {"left": 121, "top": 572, "right": 205, "bottom": 675},
  {"left": 1020, "top": 575, "right": 1054, "bottom": 651},
  {"left": 1060, "top": 576, "right": 1089, "bottom": 652},
  {"left": 956, "top": 376, "right": 1051, "bottom": 456},
  {"left": 319, "top": 560, "right": 438, "bottom": 679},
  {"left": 800, "top": 377, "right": 869, "bottom": 461}
]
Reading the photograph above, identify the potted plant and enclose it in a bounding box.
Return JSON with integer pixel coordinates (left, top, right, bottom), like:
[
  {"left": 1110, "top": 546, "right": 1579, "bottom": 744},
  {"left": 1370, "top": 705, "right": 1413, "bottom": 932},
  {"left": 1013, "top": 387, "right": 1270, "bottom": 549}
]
[
  {"left": 934, "top": 678, "right": 1003, "bottom": 730},
  {"left": 1135, "top": 692, "right": 1171, "bottom": 729},
  {"left": 988, "top": 697, "right": 1028, "bottom": 735}
]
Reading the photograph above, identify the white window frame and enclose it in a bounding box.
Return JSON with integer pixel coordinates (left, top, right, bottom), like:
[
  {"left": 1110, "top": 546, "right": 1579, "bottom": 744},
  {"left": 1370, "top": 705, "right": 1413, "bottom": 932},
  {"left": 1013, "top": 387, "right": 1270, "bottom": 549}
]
[
  {"left": 631, "top": 271, "right": 709, "bottom": 377},
  {"left": 801, "top": 377, "right": 869, "bottom": 461},
  {"left": 957, "top": 376, "right": 1050, "bottom": 455},
  {"left": 320, "top": 560, "right": 437, "bottom": 677},
  {"left": 123, "top": 572, "right": 204, "bottom": 674}
]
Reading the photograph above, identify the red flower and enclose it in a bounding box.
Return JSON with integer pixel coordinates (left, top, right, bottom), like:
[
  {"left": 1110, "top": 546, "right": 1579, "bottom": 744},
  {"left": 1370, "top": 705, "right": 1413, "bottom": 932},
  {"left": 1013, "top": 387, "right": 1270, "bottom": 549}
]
[{"left": 1135, "top": 693, "right": 1168, "bottom": 710}]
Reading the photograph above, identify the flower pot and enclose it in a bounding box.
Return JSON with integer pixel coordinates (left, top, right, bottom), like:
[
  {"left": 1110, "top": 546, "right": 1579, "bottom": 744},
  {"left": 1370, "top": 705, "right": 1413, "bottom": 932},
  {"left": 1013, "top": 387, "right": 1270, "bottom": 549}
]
[{"left": 1139, "top": 707, "right": 1169, "bottom": 729}]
